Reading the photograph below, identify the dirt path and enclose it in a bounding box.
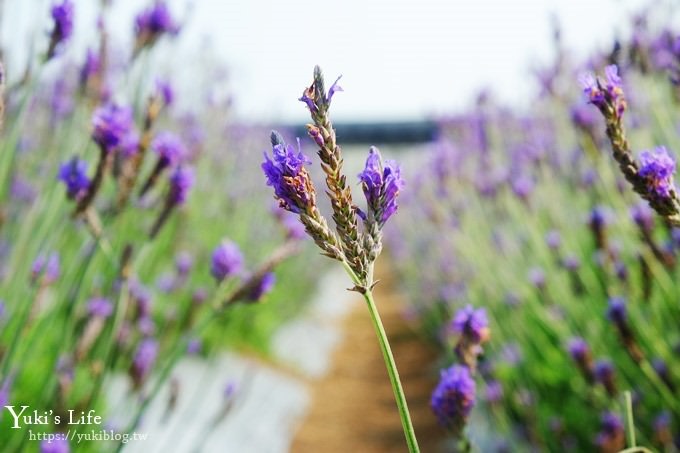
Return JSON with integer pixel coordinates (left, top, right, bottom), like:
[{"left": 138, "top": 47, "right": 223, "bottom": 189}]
[{"left": 291, "top": 263, "right": 446, "bottom": 452}]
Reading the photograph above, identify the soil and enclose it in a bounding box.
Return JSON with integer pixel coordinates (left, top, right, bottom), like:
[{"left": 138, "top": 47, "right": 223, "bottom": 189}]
[{"left": 291, "top": 263, "right": 447, "bottom": 452}]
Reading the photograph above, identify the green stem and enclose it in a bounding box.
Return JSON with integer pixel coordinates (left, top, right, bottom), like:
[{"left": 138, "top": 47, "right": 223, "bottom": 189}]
[
  {"left": 624, "top": 391, "right": 636, "bottom": 448},
  {"left": 363, "top": 288, "right": 420, "bottom": 453}
]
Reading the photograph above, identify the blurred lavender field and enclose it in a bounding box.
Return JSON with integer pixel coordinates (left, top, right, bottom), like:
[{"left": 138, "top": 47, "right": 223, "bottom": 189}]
[{"left": 0, "top": 0, "right": 680, "bottom": 452}]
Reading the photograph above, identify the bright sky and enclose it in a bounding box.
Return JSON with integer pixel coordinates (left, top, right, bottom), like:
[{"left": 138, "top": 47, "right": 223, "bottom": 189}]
[{"left": 2, "top": 0, "right": 677, "bottom": 122}]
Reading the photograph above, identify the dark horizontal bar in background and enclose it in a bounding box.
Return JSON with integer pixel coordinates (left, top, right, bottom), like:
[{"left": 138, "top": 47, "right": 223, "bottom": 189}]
[{"left": 289, "top": 121, "right": 440, "bottom": 145}]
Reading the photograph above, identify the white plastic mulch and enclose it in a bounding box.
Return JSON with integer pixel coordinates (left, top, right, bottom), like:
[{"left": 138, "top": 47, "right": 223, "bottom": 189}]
[{"left": 105, "top": 267, "right": 358, "bottom": 453}]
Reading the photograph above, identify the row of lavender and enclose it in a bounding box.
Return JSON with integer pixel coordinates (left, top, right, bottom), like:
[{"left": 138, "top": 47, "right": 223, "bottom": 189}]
[
  {"left": 388, "top": 13, "right": 680, "bottom": 452},
  {"left": 0, "top": 1, "right": 318, "bottom": 451}
]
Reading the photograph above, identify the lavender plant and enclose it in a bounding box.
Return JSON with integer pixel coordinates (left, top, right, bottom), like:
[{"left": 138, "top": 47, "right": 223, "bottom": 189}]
[
  {"left": 387, "top": 12, "right": 680, "bottom": 451},
  {"left": 0, "top": 1, "right": 318, "bottom": 450},
  {"left": 262, "top": 66, "right": 418, "bottom": 452}
]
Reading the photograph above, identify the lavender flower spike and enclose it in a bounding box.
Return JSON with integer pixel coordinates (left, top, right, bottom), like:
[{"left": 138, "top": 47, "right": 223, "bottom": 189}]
[
  {"left": 579, "top": 65, "right": 680, "bottom": 224},
  {"left": 358, "top": 146, "right": 404, "bottom": 226},
  {"left": 262, "top": 133, "right": 347, "bottom": 262},
  {"left": 58, "top": 157, "right": 90, "bottom": 200},
  {"left": 168, "top": 166, "right": 194, "bottom": 205},
  {"left": 299, "top": 73, "right": 343, "bottom": 115},
  {"left": 131, "top": 338, "right": 158, "bottom": 388},
  {"left": 580, "top": 64, "right": 626, "bottom": 119},
  {"left": 431, "top": 364, "right": 476, "bottom": 436},
  {"left": 638, "top": 146, "right": 677, "bottom": 199},
  {"left": 91, "top": 103, "right": 135, "bottom": 152},
  {"left": 47, "top": 0, "right": 74, "bottom": 60},
  {"left": 451, "top": 305, "right": 489, "bottom": 343},
  {"left": 210, "top": 241, "right": 244, "bottom": 282},
  {"left": 262, "top": 134, "right": 315, "bottom": 214}
]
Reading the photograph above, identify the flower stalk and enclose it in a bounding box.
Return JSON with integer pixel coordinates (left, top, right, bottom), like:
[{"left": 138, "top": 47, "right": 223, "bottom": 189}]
[{"left": 263, "top": 66, "right": 417, "bottom": 452}]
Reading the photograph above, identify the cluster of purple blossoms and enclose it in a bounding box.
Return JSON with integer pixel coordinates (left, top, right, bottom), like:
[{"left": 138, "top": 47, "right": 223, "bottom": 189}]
[
  {"left": 58, "top": 157, "right": 90, "bottom": 200},
  {"left": 79, "top": 48, "right": 100, "bottom": 88},
  {"left": 594, "top": 359, "right": 617, "bottom": 395},
  {"left": 152, "top": 132, "right": 186, "bottom": 166},
  {"left": 156, "top": 79, "right": 175, "bottom": 106},
  {"left": 246, "top": 272, "right": 276, "bottom": 302},
  {"left": 168, "top": 166, "right": 194, "bottom": 205},
  {"left": 91, "top": 103, "right": 135, "bottom": 152},
  {"left": 567, "top": 337, "right": 596, "bottom": 381},
  {"left": 31, "top": 253, "right": 60, "bottom": 285},
  {"left": 451, "top": 305, "right": 489, "bottom": 344},
  {"left": 262, "top": 137, "right": 314, "bottom": 214},
  {"left": 567, "top": 337, "right": 590, "bottom": 362},
  {"left": 606, "top": 296, "right": 627, "bottom": 324},
  {"left": 299, "top": 75, "right": 343, "bottom": 116},
  {"left": 431, "top": 364, "right": 476, "bottom": 432},
  {"left": 210, "top": 241, "right": 244, "bottom": 282},
  {"left": 595, "top": 412, "right": 625, "bottom": 451},
  {"left": 87, "top": 297, "right": 113, "bottom": 319},
  {"left": 135, "top": 2, "right": 180, "bottom": 41},
  {"left": 580, "top": 65, "right": 626, "bottom": 118},
  {"left": 638, "top": 146, "right": 677, "bottom": 199},
  {"left": 49, "top": 0, "right": 74, "bottom": 57},
  {"left": 131, "top": 338, "right": 158, "bottom": 384},
  {"left": 357, "top": 147, "right": 404, "bottom": 226}
]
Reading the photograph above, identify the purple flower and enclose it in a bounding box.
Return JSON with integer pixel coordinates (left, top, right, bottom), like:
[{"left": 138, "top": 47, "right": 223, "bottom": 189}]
[
  {"left": 152, "top": 131, "right": 186, "bottom": 166},
  {"left": 87, "top": 297, "right": 113, "bottom": 318},
  {"left": 528, "top": 267, "right": 545, "bottom": 289},
  {"left": 562, "top": 255, "right": 581, "bottom": 271},
  {"left": 0, "top": 376, "right": 12, "bottom": 408},
  {"left": 511, "top": 174, "right": 534, "bottom": 200},
  {"left": 580, "top": 65, "right": 626, "bottom": 117},
  {"left": 135, "top": 2, "right": 180, "bottom": 39},
  {"left": 595, "top": 412, "right": 625, "bottom": 451},
  {"left": 262, "top": 133, "right": 315, "bottom": 214},
  {"left": 567, "top": 337, "right": 590, "bottom": 362},
  {"left": 210, "top": 241, "right": 244, "bottom": 282},
  {"left": 138, "top": 316, "right": 156, "bottom": 337},
  {"left": 579, "top": 73, "right": 605, "bottom": 108},
  {"left": 168, "top": 166, "right": 194, "bottom": 205},
  {"left": 485, "top": 380, "right": 503, "bottom": 403},
  {"left": 120, "top": 130, "right": 140, "bottom": 157},
  {"left": 156, "top": 79, "right": 174, "bottom": 105},
  {"left": 91, "top": 103, "right": 135, "bottom": 152},
  {"left": 357, "top": 146, "right": 404, "bottom": 225},
  {"left": 653, "top": 411, "right": 671, "bottom": 443},
  {"left": 192, "top": 288, "right": 207, "bottom": 305},
  {"left": 40, "top": 438, "right": 70, "bottom": 453},
  {"left": 570, "top": 103, "right": 597, "bottom": 129},
  {"left": 299, "top": 74, "right": 343, "bottom": 115},
  {"left": 607, "top": 296, "right": 627, "bottom": 324},
  {"left": 187, "top": 338, "right": 202, "bottom": 355},
  {"left": 50, "top": 0, "right": 74, "bottom": 50},
  {"left": 32, "top": 253, "right": 60, "bottom": 284},
  {"left": 451, "top": 305, "right": 489, "bottom": 343},
  {"left": 630, "top": 202, "right": 654, "bottom": 230},
  {"left": 431, "top": 364, "right": 476, "bottom": 431},
  {"left": 11, "top": 175, "right": 37, "bottom": 203},
  {"left": 58, "top": 157, "right": 90, "bottom": 200},
  {"left": 132, "top": 338, "right": 158, "bottom": 382},
  {"left": 594, "top": 358, "right": 614, "bottom": 380},
  {"left": 175, "top": 252, "right": 193, "bottom": 275},
  {"left": 589, "top": 206, "right": 610, "bottom": 229},
  {"left": 247, "top": 272, "right": 276, "bottom": 302},
  {"left": 545, "top": 230, "right": 561, "bottom": 250},
  {"left": 79, "top": 48, "right": 100, "bottom": 87},
  {"left": 638, "top": 146, "right": 676, "bottom": 199}
]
